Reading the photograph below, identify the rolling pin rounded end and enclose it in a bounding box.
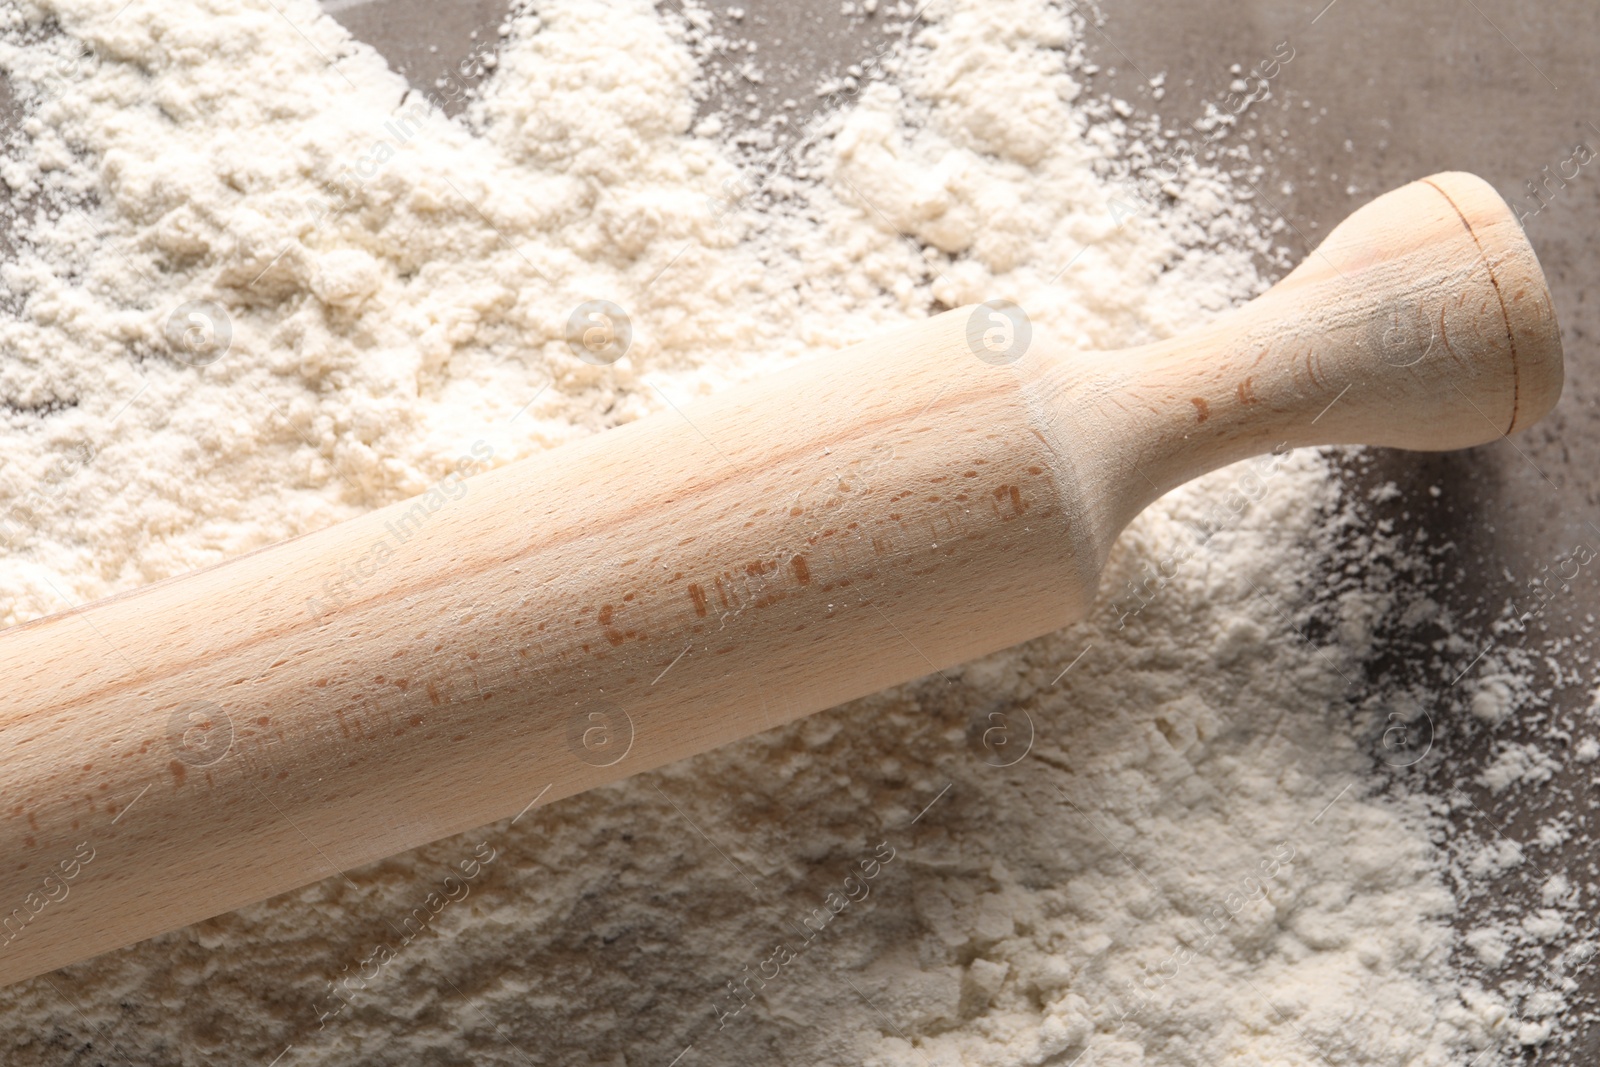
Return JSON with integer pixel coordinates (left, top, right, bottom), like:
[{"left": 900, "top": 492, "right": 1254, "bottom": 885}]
[
  {"left": 1066, "top": 169, "right": 1572, "bottom": 526},
  {"left": 1262, "top": 169, "right": 1567, "bottom": 452},
  {"left": 1420, "top": 172, "right": 1565, "bottom": 437}
]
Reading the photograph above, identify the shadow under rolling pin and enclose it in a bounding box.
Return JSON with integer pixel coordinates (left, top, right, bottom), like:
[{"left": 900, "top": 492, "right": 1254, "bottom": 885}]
[{"left": 0, "top": 171, "right": 1563, "bottom": 985}]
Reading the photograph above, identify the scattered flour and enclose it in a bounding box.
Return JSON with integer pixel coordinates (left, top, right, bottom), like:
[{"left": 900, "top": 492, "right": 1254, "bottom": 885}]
[
  {"left": 1479, "top": 742, "right": 1562, "bottom": 794},
  {"left": 0, "top": 0, "right": 1585, "bottom": 1064}
]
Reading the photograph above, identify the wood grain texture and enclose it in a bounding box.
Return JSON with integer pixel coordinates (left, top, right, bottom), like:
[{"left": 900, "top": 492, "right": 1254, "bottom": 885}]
[{"left": 0, "top": 171, "right": 1563, "bottom": 986}]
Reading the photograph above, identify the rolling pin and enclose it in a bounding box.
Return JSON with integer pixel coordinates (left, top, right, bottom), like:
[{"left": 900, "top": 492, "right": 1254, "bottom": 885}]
[{"left": 0, "top": 171, "right": 1563, "bottom": 986}]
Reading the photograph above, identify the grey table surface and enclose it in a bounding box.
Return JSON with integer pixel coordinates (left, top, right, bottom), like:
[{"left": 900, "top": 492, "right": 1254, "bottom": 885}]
[{"left": 5, "top": 0, "right": 1599, "bottom": 1059}]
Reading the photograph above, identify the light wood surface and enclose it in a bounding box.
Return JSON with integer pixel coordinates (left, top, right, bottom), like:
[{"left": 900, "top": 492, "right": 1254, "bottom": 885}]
[{"left": 0, "top": 171, "right": 1563, "bottom": 986}]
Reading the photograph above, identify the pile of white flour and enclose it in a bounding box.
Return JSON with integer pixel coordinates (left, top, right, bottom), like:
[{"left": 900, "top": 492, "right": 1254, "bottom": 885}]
[{"left": 0, "top": 0, "right": 1569, "bottom": 1063}]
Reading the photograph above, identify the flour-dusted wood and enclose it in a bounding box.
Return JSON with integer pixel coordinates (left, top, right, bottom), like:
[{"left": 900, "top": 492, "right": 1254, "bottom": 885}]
[{"left": 0, "top": 172, "right": 1563, "bottom": 986}]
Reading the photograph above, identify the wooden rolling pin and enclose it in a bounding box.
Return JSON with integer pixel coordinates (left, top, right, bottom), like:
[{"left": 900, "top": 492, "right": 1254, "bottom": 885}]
[{"left": 0, "top": 171, "right": 1563, "bottom": 986}]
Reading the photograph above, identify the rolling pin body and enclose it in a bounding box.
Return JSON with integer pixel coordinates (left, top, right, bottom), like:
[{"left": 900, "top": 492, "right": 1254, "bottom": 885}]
[{"left": 0, "top": 172, "right": 1563, "bottom": 984}]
